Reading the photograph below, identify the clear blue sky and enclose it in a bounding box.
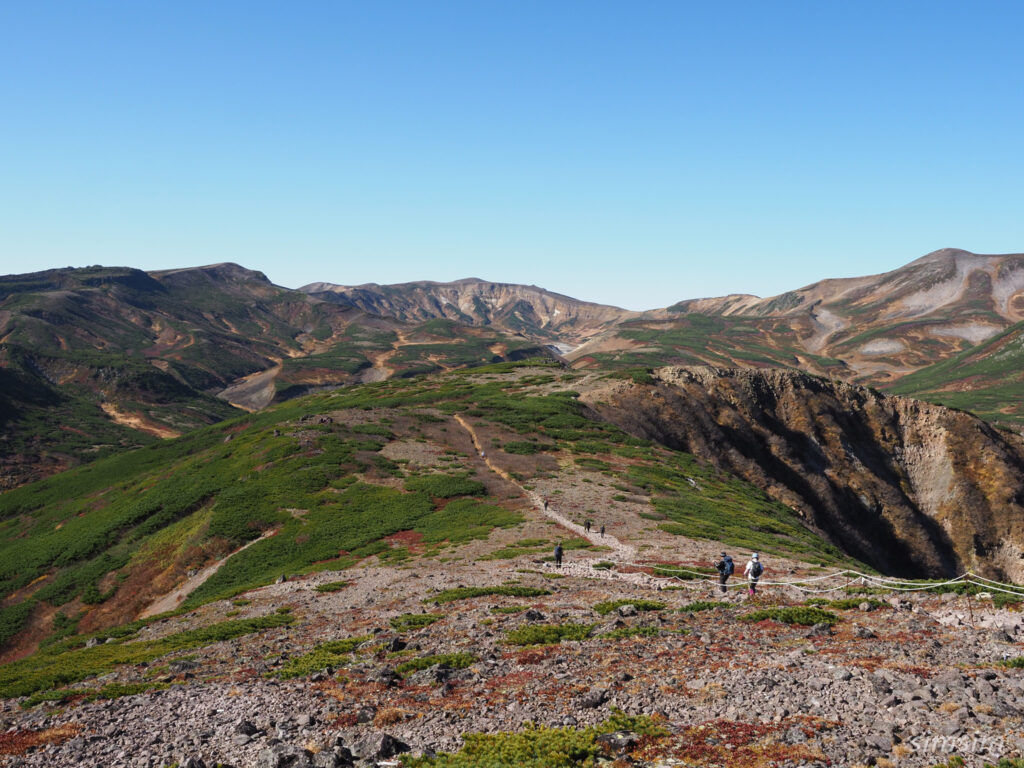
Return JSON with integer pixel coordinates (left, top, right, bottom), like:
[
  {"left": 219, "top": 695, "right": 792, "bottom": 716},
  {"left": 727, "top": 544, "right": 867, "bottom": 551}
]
[{"left": 2, "top": 2, "right": 1022, "bottom": 310}]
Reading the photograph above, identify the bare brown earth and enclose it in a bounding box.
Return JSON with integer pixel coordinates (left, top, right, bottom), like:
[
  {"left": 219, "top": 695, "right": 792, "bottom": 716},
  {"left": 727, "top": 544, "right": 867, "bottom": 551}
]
[{"left": 99, "top": 403, "right": 182, "bottom": 439}]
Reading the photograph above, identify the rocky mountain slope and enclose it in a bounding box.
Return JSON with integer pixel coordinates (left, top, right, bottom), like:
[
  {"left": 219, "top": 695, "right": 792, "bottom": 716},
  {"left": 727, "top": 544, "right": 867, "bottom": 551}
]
[
  {"left": 300, "top": 278, "right": 636, "bottom": 348},
  {"left": 571, "top": 249, "right": 1024, "bottom": 421},
  {"left": 0, "top": 266, "right": 547, "bottom": 488},
  {"left": 584, "top": 366, "right": 1024, "bottom": 582},
  {"left": 1, "top": 363, "right": 1023, "bottom": 767}
]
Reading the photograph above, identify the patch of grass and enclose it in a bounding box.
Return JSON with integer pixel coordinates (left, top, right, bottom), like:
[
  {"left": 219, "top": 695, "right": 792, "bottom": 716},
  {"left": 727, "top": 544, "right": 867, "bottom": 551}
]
[
  {"left": 679, "top": 601, "right": 730, "bottom": 612},
  {"left": 390, "top": 613, "right": 444, "bottom": 631},
  {"left": 21, "top": 681, "right": 172, "bottom": 708},
  {"left": 404, "top": 474, "right": 486, "bottom": 498},
  {"left": 394, "top": 652, "right": 476, "bottom": 677},
  {"left": 805, "top": 597, "right": 886, "bottom": 610},
  {"left": 403, "top": 710, "right": 667, "bottom": 768},
  {"left": 592, "top": 599, "right": 667, "bottom": 616},
  {"left": 741, "top": 606, "right": 839, "bottom": 626},
  {"left": 428, "top": 586, "right": 550, "bottom": 604},
  {"left": 630, "top": 453, "right": 851, "bottom": 565},
  {"left": 650, "top": 565, "right": 714, "bottom": 581},
  {"left": 602, "top": 625, "right": 660, "bottom": 640},
  {"left": 504, "top": 623, "right": 594, "bottom": 646},
  {"left": 503, "top": 441, "right": 551, "bottom": 455},
  {"left": 276, "top": 636, "right": 370, "bottom": 679},
  {"left": 491, "top": 605, "right": 527, "bottom": 615},
  {"left": 0, "top": 612, "right": 296, "bottom": 699},
  {"left": 591, "top": 561, "right": 615, "bottom": 570},
  {"left": 415, "top": 499, "right": 523, "bottom": 546},
  {"left": 315, "top": 581, "right": 350, "bottom": 593}
]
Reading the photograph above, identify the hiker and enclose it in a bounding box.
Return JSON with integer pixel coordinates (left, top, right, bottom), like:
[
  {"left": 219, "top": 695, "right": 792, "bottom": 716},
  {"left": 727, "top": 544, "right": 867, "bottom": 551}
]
[
  {"left": 744, "top": 553, "right": 764, "bottom": 596},
  {"left": 543, "top": 499, "right": 549, "bottom": 511},
  {"left": 584, "top": 519, "right": 592, "bottom": 534},
  {"left": 599, "top": 524, "right": 605, "bottom": 538},
  {"left": 554, "top": 543, "right": 563, "bottom": 568},
  {"left": 714, "top": 551, "right": 734, "bottom": 594}
]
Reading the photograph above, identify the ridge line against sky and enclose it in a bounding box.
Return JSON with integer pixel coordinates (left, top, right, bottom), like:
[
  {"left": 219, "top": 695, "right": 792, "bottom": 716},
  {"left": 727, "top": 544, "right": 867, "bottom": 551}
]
[{"left": 1, "top": 1, "right": 1022, "bottom": 311}]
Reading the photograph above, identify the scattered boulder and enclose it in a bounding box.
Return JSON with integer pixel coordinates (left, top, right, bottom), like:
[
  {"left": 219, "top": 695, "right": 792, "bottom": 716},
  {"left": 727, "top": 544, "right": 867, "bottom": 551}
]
[
  {"left": 257, "top": 744, "right": 314, "bottom": 768},
  {"left": 578, "top": 688, "right": 609, "bottom": 709},
  {"left": 596, "top": 730, "right": 638, "bottom": 754},
  {"left": 350, "top": 732, "right": 410, "bottom": 762}
]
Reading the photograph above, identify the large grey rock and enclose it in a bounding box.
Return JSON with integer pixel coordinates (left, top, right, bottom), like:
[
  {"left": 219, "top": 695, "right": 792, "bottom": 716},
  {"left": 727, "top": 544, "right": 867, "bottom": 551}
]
[
  {"left": 257, "top": 744, "right": 314, "bottom": 768},
  {"left": 596, "top": 730, "right": 638, "bottom": 754},
  {"left": 350, "top": 733, "right": 410, "bottom": 761},
  {"left": 578, "top": 688, "right": 609, "bottom": 709}
]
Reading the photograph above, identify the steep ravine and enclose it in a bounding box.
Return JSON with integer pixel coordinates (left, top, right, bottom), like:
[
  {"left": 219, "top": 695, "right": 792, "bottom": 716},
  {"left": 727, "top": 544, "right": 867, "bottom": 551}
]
[{"left": 581, "top": 366, "right": 1024, "bottom": 580}]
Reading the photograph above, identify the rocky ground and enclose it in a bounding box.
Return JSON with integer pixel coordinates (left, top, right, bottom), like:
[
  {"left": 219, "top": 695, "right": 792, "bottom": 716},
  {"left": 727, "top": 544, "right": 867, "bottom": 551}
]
[
  {"left": 2, "top": 544, "right": 1023, "bottom": 768},
  {"left": 3, "top": 401, "right": 1023, "bottom": 768}
]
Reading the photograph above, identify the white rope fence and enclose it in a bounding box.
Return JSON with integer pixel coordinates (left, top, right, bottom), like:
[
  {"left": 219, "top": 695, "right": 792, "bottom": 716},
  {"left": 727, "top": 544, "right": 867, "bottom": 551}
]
[{"left": 607, "top": 562, "right": 1024, "bottom": 596}]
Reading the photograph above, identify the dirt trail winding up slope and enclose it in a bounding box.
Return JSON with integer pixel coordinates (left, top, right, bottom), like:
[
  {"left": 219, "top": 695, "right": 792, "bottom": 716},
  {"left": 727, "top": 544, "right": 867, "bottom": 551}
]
[
  {"left": 452, "top": 414, "right": 636, "bottom": 561},
  {"left": 139, "top": 531, "right": 276, "bottom": 618}
]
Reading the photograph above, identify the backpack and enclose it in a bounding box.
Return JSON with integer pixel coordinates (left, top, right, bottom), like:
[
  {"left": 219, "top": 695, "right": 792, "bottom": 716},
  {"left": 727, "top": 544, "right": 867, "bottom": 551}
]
[
  {"left": 750, "top": 560, "right": 763, "bottom": 579},
  {"left": 723, "top": 557, "right": 734, "bottom": 576}
]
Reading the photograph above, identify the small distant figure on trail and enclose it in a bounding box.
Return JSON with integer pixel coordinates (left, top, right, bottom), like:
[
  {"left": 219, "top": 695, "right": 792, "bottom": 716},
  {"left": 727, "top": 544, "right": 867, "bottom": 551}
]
[
  {"left": 715, "top": 551, "right": 735, "bottom": 594},
  {"left": 480, "top": 450, "right": 486, "bottom": 459},
  {"left": 599, "top": 524, "right": 605, "bottom": 538},
  {"left": 584, "top": 519, "right": 592, "bottom": 534},
  {"left": 554, "top": 543, "right": 564, "bottom": 568},
  {"left": 543, "top": 499, "right": 549, "bottom": 511},
  {"left": 744, "top": 553, "right": 764, "bottom": 596}
]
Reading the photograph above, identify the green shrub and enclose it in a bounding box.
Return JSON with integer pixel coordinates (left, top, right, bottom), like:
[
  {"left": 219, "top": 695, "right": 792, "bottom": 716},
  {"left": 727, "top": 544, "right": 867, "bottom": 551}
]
[
  {"left": 350, "top": 423, "right": 394, "bottom": 438},
  {"left": 315, "top": 581, "right": 350, "bottom": 593},
  {"left": 650, "top": 565, "right": 713, "bottom": 581},
  {"left": 0, "top": 612, "right": 295, "bottom": 698},
  {"left": 993, "top": 592, "right": 1024, "bottom": 609},
  {"left": 390, "top": 613, "right": 444, "bottom": 631},
  {"left": 394, "top": 652, "right": 476, "bottom": 677},
  {"left": 503, "top": 441, "right": 548, "bottom": 455},
  {"left": 504, "top": 623, "right": 594, "bottom": 646},
  {"left": 21, "top": 681, "right": 171, "bottom": 708},
  {"left": 805, "top": 597, "right": 886, "bottom": 610},
  {"left": 415, "top": 499, "right": 522, "bottom": 545},
  {"left": 429, "top": 586, "right": 550, "bottom": 604},
  {"left": 403, "top": 711, "right": 666, "bottom": 767},
  {"left": 404, "top": 475, "right": 486, "bottom": 498},
  {"left": 592, "top": 599, "right": 666, "bottom": 616},
  {"left": 591, "top": 561, "right": 615, "bottom": 570},
  {"left": 0, "top": 601, "right": 36, "bottom": 648},
  {"left": 679, "top": 601, "right": 729, "bottom": 612},
  {"left": 276, "top": 636, "right": 370, "bottom": 679},
  {"left": 741, "top": 606, "right": 839, "bottom": 626}
]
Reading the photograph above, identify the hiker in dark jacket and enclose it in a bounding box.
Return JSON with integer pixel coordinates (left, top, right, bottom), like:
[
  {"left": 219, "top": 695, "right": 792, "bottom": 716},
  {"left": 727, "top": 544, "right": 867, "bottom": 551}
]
[
  {"left": 584, "top": 519, "right": 592, "bottom": 534},
  {"left": 554, "top": 543, "right": 563, "bottom": 568},
  {"left": 714, "top": 551, "right": 734, "bottom": 594},
  {"left": 599, "top": 524, "right": 605, "bottom": 538}
]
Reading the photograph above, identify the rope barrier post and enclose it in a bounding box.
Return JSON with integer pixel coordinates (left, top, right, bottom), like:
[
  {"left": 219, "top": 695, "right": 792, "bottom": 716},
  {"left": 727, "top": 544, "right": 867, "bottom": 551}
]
[{"left": 967, "top": 588, "right": 975, "bottom": 630}]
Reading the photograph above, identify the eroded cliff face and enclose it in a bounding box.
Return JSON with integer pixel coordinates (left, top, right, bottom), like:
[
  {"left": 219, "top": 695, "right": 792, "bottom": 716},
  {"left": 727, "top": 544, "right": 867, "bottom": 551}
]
[{"left": 582, "top": 367, "right": 1024, "bottom": 579}]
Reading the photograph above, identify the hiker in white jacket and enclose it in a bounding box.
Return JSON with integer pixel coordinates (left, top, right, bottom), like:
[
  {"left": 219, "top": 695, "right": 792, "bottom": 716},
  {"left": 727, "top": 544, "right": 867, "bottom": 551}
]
[{"left": 743, "top": 553, "right": 764, "bottom": 596}]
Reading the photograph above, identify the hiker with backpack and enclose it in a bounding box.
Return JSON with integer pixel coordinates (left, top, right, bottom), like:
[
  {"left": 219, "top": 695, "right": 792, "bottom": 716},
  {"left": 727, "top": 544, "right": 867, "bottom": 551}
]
[
  {"left": 584, "top": 519, "right": 592, "bottom": 534},
  {"left": 744, "top": 553, "right": 763, "bottom": 596},
  {"left": 554, "top": 543, "right": 563, "bottom": 568},
  {"left": 714, "top": 551, "right": 734, "bottom": 594}
]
